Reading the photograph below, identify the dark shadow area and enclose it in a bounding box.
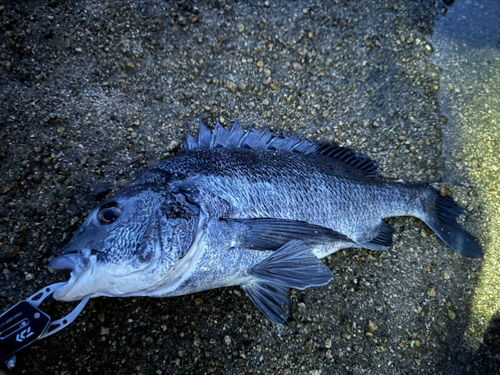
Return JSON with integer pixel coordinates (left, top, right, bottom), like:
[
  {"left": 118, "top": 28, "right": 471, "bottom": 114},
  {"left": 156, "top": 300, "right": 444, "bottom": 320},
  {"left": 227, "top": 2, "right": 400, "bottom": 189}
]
[{"left": 444, "top": 310, "right": 500, "bottom": 374}]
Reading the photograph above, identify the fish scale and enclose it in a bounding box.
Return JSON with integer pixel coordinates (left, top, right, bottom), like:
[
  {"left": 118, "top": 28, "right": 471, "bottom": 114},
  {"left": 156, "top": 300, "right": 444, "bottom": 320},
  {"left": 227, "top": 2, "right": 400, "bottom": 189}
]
[{"left": 143, "top": 147, "right": 398, "bottom": 243}]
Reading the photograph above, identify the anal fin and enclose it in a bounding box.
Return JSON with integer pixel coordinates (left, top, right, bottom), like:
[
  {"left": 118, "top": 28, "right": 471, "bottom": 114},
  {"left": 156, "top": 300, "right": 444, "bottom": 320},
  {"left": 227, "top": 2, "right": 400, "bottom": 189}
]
[
  {"left": 362, "top": 221, "right": 394, "bottom": 251},
  {"left": 243, "top": 240, "right": 333, "bottom": 324}
]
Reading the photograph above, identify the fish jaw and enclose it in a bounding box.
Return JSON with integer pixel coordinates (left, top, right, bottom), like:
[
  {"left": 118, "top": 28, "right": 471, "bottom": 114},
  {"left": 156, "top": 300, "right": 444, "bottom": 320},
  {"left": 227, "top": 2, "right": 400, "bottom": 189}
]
[
  {"left": 49, "top": 254, "right": 168, "bottom": 302},
  {"left": 48, "top": 246, "right": 160, "bottom": 301},
  {"left": 50, "top": 256, "right": 159, "bottom": 301},
  {"left": 48, "top": 213, "right": 208, "bottom": 300},
  {"left": 49, "top": 250, "right": 102, "bottom": 301},
  {"left": 48, "top": 249, "right": 123, "bottom": 301}
]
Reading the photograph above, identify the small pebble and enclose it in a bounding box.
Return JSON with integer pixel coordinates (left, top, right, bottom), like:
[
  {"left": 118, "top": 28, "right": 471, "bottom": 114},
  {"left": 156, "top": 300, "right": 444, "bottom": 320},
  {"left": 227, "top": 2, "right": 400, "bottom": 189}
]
[
  {"left": 306, "top": 339, "right": 314, "bottom": 350},
  {"left": 367, "top": 320, "right": 378, "bottom": 332},
  {"left": 427, "top": 284, "right": 437, "bottom": 298},
  {"left": 439, "top": 185, "right": 451, "bottom": 196},
  {"left": 297, "top": 302, "right": 306, "bottom": 314},
  {"left": 165, "top": 140, "right": 180, "bottom": 152},
  {"left": 225, "top": 81, "right": 237, "bottom": 92},
  {"left": 447, "top": 310, "right": 456, "bottom": 320}
]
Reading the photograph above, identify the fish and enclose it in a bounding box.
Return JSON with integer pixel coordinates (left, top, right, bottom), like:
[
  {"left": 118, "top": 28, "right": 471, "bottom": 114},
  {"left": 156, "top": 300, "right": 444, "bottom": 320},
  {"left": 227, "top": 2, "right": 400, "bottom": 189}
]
[{"left": 48, "top": 121, "right": 482, "bottom": 324}]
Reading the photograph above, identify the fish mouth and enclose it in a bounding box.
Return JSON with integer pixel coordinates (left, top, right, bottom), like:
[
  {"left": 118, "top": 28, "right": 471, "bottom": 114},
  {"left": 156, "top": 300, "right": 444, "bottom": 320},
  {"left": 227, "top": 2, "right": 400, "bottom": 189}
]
[
  {"left": 48, "top": 251, "right": 79, "bottom": 273},
  {"left": 48, "top": 249, "right": 102, "bottom": 272},
  {"left": 48, "top": 249, "right": 99, "bottom": 301},
  {"left": 47, "top": 245, "right": 167, "bottom": 301}
]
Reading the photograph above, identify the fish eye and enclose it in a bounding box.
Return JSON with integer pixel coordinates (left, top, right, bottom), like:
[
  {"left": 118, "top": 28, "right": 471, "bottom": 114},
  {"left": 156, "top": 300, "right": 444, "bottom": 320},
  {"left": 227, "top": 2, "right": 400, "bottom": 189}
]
[{"left": 97, "top": 203, "right": 122, "bottom": 224}]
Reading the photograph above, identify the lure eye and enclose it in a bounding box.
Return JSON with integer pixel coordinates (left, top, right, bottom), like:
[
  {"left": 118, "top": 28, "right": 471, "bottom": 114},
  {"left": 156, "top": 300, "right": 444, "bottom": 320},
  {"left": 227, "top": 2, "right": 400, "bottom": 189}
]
[{"left": 97, "top": 203, "right": 121, "bottom": 224}]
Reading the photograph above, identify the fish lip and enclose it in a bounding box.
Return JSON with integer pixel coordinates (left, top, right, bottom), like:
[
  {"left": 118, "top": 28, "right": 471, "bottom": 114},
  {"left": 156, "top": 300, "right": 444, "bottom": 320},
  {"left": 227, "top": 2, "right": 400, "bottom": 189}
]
[
  {"left": 48, "top": 252, "right": 79, "bottom": 273},
  {"left": 48, "top": 249, "right": 100, "bottom": 273}
]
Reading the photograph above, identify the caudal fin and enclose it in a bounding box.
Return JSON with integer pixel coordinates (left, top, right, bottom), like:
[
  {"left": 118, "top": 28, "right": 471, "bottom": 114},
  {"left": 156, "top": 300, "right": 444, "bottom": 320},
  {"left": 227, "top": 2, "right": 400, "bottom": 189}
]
[{"left": 424, "top": 189, "right": 482, "bottom": 259}]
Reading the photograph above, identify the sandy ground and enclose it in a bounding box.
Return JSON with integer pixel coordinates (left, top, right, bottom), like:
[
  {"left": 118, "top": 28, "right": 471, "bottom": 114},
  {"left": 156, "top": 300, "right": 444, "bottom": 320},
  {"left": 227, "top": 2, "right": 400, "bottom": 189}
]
[{"left": 0, "top": 1, "right": 497, "bottom": 374}]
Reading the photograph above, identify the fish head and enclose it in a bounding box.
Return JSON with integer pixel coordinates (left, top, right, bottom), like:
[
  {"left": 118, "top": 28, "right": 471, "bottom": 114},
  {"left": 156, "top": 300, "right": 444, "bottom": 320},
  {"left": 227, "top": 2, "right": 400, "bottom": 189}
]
[{"left": 48, "top": 187, "right": 201, "bottom": 301}]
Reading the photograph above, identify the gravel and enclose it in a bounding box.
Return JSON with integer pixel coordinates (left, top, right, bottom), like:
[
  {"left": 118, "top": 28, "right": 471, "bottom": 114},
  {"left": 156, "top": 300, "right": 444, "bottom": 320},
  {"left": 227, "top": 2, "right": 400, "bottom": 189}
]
[{"left": 0, "top": 1, "right": 495, "bottom": 374}]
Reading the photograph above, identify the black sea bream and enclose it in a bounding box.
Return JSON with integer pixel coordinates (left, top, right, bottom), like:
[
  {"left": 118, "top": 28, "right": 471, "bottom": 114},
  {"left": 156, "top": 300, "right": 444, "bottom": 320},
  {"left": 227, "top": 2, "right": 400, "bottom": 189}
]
[{"left": 48, "top": 121, "right": 482, "bottom": 323}]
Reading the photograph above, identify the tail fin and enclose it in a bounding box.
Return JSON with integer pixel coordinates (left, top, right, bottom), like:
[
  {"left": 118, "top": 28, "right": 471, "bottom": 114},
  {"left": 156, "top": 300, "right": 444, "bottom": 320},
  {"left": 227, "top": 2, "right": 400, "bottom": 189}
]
[{"left": 423, "top": 188, "right": 482, "bottom": 259}]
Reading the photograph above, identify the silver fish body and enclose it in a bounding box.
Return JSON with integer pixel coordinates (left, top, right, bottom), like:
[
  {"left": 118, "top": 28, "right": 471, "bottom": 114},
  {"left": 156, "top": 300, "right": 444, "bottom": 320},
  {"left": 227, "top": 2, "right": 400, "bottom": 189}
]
[{"left": 49, "top": 121, "right": 482, "bottom": 323}]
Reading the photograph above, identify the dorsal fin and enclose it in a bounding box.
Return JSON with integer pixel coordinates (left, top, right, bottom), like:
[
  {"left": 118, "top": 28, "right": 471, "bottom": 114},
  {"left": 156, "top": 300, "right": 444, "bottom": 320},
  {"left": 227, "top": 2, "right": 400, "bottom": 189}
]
[
  {"left": 185, "top": 120, "right": 379, "bottom": 177},
  {"left": 212, "top": 121, "right": 229, "bottom": 148},
  {"left": 225, "top": 120, "right": 244, "bottom": 149},
  {"left": 197, "top": 120, "right": 212, "bottom": 149}
]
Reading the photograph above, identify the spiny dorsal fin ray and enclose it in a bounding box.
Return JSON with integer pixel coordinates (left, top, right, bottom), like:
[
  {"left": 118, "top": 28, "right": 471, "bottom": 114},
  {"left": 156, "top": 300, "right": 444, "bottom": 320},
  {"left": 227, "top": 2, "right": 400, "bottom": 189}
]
[
  {"left": 225, "top": 120, "right": 244, "bottom": 149},
  {"left": 213, "top": 121, "right": 229, "bottom": 148},
  {"left": 197, "top": 120, "right": 212, "bottom": 149},
  {"left": 254, "top": 128, "right": 273, "bottom": 150},
  {"left": 185, "top": 120, "right": 379, "bottom": 178},
  {"left": 237, "top": 128, "right": 262, "bottom": 149},
  {"left": 186, "top": 132, "right": 198, "bottom": 151}
]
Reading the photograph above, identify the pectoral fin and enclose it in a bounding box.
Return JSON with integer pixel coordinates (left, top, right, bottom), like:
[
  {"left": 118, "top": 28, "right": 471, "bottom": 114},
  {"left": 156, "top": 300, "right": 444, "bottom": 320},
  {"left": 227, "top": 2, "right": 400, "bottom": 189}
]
[
  {"left": 242, "top": 240, "right": 334, "bottom": 324},
  {"left": 226, "top": 218, "right": 354, "bottom": 250}
]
